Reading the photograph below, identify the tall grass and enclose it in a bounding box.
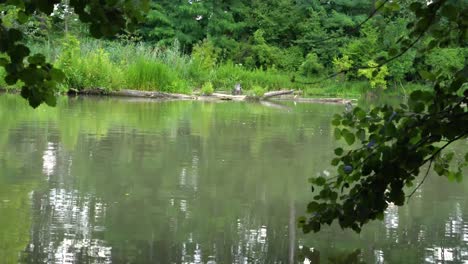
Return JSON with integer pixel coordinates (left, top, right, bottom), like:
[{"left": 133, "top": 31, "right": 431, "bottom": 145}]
[
  {"left": 212, "top": 62, "right": 293, "bottom": 91},
  {"left": 126, "top": 57, "right": 190, "bottom": 93},
  {"left": 20, "top": 35, "right": 381, "bottom": 98}
]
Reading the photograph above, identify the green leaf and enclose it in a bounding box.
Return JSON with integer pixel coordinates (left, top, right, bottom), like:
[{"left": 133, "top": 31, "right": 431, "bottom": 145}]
[
  {"left": 307, "top": 202, "right": 319, "bottom": 212},
  {"left": 332, "top": 119, "right": 341, "bottom": 126},
  {"left": 5, "top": 74, "right": 18, "bottom": 85},
  {"left": 9, "top": 44, "right": 30, "bottom": 62},
  {"left": 44, "top": 93, "right": 57, "bottom": 107},
  {"left": 49, "top": 68, "right": 65, "bottom": 82},
  {"left": 331, "top": 158, "right": 340, "bottom": 166},
  {"left": 334, "top": 128, "right": 342, "bottom": 140},
  {"left": 28, "top": 54, "right": 46, "bottom": 65},
  {"left": 357, "top": 129, "right": 366, "bottom": 141},
  {"left": 343, "top": 131, "right": 355, "bottom": 145},
  {"left": 315, "top": 177, "right": 326, "bottom": 186},
  {"left": 334, "top": 148, "right": 344, "bottom": 156}
]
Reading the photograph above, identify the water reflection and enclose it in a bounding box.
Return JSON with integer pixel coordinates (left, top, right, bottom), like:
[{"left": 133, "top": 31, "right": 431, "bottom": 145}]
[{"left": 0, "top": 94, "right": 466, "bottom": 263}]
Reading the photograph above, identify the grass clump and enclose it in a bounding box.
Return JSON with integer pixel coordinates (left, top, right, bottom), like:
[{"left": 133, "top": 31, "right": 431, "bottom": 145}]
[
  {"left": 126, "top": 57, "right": 175, "bottom": 91},
  {"left": 251, "top": 85, "right": 266, "bottom": 97}
]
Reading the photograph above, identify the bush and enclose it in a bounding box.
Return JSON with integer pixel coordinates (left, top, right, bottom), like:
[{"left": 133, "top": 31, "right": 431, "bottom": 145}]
[
  {"left": 252, "top": 85, "right": 266, "bottom": 97},
  {"left": 358, "top": 60, "right": 389, "bottom": 90},
  {"left": 300, "top": 53, "right": 324, "bottom": 77},
  {"left": 201, "top": 82, "right": 214, "bottom": 95}
]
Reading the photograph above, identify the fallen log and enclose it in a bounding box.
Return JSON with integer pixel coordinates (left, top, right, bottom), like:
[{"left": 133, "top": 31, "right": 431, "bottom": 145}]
[
  {"left": 112, "top": 89, "right": 194, "bottom": 99},
  {"left": 261, "top": 89, "right": 294, "bottom": 100},
  {"left": 77, "top": 88, "right": 194, "bottom": 99},
  {"left": 209, "top": 93, "right": 246, "bottom": 101}
]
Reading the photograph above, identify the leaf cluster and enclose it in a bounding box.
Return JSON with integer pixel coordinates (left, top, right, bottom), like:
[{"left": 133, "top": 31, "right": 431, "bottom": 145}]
[
  {"left": 302, "top": 1, "right": 468, "bottom": 232},
  {"left": 0, "top": 0, "right": 149, "bottom": 107}
]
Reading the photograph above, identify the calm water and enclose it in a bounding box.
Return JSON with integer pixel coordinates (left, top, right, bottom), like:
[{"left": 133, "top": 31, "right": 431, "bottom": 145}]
[{"left": 0, "top": 94, "right": 467, "bottom": 264}]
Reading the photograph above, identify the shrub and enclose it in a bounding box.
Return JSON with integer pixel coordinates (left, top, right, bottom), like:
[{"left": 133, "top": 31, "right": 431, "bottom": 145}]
[
  {"left": 201, "top": 82, "right": 214, "bottom": 95},
  {"left": 300, "top": 52, "right": 324, "bottom": 77},
  {"left": 358, "top": 60, "right": 389, "bottom": 90},
  {"left": 252, "top": 85, "right": 266, "bottom": 97}
]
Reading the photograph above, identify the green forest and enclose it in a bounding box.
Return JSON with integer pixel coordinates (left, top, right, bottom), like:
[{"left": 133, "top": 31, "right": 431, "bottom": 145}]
[{"left": 1, "top": 0, "right": 465, "bottom": 98}]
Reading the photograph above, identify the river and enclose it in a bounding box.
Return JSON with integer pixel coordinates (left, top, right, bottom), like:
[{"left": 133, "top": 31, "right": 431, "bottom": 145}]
[{"left": 0, "top": 94, "right": 467, "bottom": 263}]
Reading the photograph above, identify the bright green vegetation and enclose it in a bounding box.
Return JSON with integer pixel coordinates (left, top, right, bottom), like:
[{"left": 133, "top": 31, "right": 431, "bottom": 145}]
[
  {"left": 1, "top": 0, "right": 465, "bottom": 100},
  {"left": 0, "top": 94, "right": 467, "bottom": 263}
]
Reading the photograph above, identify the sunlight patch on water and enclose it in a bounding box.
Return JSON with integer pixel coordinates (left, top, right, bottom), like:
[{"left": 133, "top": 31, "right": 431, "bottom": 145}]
[{"left": 42, "top": 142, "right": 57, "bottom": 178}]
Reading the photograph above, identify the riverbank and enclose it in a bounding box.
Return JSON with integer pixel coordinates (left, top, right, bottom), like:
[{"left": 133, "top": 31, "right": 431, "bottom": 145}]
[
  {"left": 1, "top": 87, "right": 357, "bottom": 105},
  {"left": 74, "top": 88, "right": 357, "bottom": 104}
]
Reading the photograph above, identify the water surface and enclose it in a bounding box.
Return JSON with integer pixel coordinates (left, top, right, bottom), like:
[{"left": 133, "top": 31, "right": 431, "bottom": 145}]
[{"left": 0, "top": 95, "right": 467, "bottom": 263}]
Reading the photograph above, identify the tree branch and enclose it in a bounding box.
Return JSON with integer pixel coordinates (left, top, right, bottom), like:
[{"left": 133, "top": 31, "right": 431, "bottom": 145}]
[{"left": 407, "top": 158, "right": 433, "bottom": 200}]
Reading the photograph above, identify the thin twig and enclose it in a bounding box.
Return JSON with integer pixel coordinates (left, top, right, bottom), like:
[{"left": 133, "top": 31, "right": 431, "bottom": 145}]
[{"left": 407, "top": 158, "right": 433, "bottom": 199}]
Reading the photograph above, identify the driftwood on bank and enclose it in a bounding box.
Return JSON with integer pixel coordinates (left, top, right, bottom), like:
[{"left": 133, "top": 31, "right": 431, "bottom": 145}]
[
  {"left": 208, "top": 93, "right": 246, "bottom": 101},
  {"left": 261, "top": 89, "right": 294, "bottom": 100},
  {"left": 205, "top": 89, "right": 294, "bottom": 101},
  {"left": 74, "top": 88, "right": 194, "bottom": 100},
  {"left": 69, "top": 88, "right": 354, "bottom": 104}
]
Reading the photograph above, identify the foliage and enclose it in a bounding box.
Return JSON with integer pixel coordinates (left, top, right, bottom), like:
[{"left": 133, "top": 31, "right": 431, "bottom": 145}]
[
  {"left": 192, "top": 39, "right": 219, "bottom": 72},
  {"left": 358, "top": 61, "right": 389, "bottom": 89},
  {"left": 126, "top": 57, "right": 185, "bottom": 93},
  {"left": 251, "top": 85, "right": 266, "bottom": 97},
  {"left": 424, "top": 48, "right": 467, "bottom": 81},
  {"left": 201, "top": 82, "right": 214, "bottom": 96},
  {"left": 212, "top": 62, "right": 294, "bottom": 91},
  {"left": 300, "top": 0, "right": 468, "bottom": 234},
  {"left": 0, "top": 0, "right": 149, "bottom": 107},
  {"left": 4, "top": 0, "right": 462, "bottom": 104},
  {"left": 332, "top": 55, "right": 353, "bottom": 77},
  {"left": 244, "top": 29, "right": 283, "bottom": 70},
  {"left": 56, "top": 36, "right": 124, "bottom": 91},
  {"left": 300, "top": 53, "right": 324, "bottom": 77}
]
